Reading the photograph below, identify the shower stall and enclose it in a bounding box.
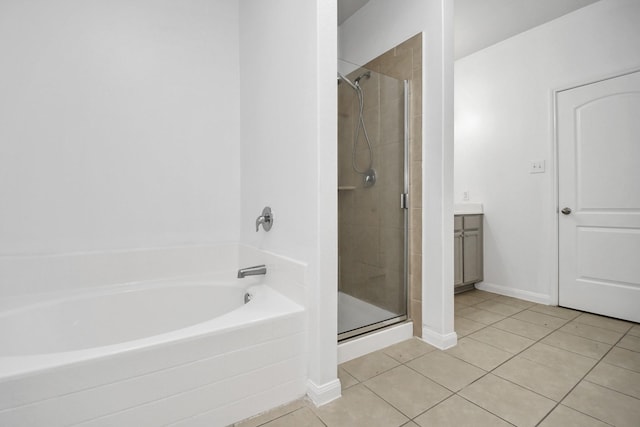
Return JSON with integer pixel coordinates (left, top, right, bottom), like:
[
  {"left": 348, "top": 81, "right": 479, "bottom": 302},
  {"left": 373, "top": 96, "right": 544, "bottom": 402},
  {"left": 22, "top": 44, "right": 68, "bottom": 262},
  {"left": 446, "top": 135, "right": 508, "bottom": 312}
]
[{"left": 338, "top": 60, "right": 408, "bottom": 341}]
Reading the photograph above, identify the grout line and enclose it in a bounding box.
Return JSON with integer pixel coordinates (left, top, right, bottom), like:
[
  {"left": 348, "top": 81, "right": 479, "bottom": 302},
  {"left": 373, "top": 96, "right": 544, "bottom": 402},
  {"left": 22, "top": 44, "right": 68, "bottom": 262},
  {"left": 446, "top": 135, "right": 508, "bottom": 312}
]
[
  {"left": 452, "top": 393, "right": 517, "bottom": 426},
  {"left": 534, "top": 328, "right": 631, "bottom": 426},
  {"left": 581, "top": 377, "right": 640, "bottom": 402}
]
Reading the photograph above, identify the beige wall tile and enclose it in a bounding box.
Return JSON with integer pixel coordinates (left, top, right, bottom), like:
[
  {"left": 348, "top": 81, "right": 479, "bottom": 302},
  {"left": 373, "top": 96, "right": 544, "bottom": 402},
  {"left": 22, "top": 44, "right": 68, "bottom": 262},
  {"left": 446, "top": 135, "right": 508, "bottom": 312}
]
[{"left": 411, "top": 298, "right": 422, "bottom": 337}]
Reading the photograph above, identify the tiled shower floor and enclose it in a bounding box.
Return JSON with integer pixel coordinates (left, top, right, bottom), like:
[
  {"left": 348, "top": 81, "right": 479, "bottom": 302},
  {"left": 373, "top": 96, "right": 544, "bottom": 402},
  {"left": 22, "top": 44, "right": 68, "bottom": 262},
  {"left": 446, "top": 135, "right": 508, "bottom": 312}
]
[{"left": 235, "top": 289, "right": 640, "bottom": 427}]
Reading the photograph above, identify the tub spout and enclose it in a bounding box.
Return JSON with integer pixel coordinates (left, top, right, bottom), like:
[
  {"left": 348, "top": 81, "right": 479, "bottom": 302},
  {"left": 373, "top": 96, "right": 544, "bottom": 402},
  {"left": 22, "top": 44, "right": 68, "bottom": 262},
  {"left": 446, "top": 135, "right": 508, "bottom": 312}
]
[{"left": 237, "top": 264, "right": 267, "bottom": 278}]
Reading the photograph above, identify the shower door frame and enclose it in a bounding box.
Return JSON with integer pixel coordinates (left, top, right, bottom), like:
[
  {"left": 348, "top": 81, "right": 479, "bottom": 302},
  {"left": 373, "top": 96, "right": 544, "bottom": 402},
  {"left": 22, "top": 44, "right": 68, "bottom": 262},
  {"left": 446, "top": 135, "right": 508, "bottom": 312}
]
[{"left": 338, "top": 80, "right": 410, "bottom": 342}]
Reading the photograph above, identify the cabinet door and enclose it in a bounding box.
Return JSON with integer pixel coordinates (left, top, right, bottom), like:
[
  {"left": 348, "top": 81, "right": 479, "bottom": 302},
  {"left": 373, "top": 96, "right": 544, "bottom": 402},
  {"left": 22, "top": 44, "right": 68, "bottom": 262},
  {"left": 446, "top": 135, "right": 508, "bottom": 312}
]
[
  {"left": 463, "top": 228, "right": 483, "bottom": 284},
  {"left": 454, "top": 230, "right": 463, "bottom": 286}
]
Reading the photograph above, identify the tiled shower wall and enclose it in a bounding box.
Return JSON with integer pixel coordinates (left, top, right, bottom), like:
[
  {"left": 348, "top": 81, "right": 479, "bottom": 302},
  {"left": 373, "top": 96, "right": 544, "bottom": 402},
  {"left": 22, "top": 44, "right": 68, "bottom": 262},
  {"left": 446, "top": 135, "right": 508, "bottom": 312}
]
[{"left": 338, "top": 34, "right": 422, "bottom": 336}]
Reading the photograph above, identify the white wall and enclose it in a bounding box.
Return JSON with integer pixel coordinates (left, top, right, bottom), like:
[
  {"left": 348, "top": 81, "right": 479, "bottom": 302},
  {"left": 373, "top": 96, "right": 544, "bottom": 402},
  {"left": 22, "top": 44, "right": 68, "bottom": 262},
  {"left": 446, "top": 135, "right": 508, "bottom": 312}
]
[
  {"left": 0, "top": 0, "right": 241, "bottom": 256},
  {"left": 239, "top": 0, "right": 339, "bottom": 404},
  {"left": 454, "top": 0, "right": 640, "bottom": 302},
  {"left": 339, "top": 0, "right": 456, "bottom": 348}
]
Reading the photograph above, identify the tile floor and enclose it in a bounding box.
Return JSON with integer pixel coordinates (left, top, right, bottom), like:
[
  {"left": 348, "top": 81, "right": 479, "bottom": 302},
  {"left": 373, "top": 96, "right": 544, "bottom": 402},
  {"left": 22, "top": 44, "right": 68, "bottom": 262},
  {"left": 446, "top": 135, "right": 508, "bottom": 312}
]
[{"left": 235, "top": 290, "right": 640, "bottom": 427}]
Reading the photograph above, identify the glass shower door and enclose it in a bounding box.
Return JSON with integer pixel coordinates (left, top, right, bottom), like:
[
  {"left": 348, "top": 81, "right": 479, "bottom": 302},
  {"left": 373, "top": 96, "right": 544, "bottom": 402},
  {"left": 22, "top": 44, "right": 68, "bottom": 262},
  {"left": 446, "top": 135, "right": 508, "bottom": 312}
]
[{"left": 337, "top": 61, "right": 408, "bottom": 341}]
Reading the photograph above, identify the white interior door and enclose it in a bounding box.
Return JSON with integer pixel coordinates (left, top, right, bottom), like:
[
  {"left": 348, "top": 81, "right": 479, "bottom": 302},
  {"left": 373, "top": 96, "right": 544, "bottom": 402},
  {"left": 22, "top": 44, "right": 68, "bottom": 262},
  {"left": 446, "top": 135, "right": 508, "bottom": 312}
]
[{"left": 558, "top": 71, "right": 640, "bottom": 323}]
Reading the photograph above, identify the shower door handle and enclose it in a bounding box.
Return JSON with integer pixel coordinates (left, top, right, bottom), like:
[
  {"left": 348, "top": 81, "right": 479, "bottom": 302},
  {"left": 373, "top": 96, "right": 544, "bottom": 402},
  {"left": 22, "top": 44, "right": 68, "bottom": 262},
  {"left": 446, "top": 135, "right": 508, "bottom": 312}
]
[{"left": 400, "top": 193, "right": 409, "bottom": 209}]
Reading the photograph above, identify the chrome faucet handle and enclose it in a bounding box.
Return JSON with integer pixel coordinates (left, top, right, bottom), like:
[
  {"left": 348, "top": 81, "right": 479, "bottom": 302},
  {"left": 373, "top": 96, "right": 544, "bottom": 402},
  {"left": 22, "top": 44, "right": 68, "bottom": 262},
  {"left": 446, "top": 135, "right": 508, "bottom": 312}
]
[{"left": 256, "top": 206, "right": 273, "bottom": 232}]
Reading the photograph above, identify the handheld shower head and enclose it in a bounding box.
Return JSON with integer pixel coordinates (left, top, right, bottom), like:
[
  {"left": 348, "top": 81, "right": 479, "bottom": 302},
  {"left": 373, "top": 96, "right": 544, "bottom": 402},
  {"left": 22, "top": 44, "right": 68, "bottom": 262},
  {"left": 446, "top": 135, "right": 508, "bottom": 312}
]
[
  {"left": 354, "top": 71, "right": 371, "bottom": 86},
  {"left": 337, "top": 72, "right": 359, "bottom": 92}
]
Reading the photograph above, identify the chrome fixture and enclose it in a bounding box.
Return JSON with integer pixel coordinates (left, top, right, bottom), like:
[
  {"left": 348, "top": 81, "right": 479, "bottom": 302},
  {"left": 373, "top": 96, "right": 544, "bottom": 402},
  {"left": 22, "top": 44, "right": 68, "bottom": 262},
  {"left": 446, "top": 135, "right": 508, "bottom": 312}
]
[
  {"left": 256, "top": 206, "right": 273, "bottom": 232},
  {"left": 237, "top": 264, "right": 267, "bottom": 278},
  {"left": 561, "top": 207, "right": 572, "bottom": 215},
  {"left": 337, "top": 71, "right": 376, "bottom": 187},
  {"left": 244, "top": 292, "right": 253, "bottom": 304}
]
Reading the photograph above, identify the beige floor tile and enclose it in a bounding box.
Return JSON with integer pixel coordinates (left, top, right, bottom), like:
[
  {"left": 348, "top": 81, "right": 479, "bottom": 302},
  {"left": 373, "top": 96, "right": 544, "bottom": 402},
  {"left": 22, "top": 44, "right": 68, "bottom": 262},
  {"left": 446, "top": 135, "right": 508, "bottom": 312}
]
[
  {"left": 401, "top": 422, "right": 419, "bottom": 427},
  {"left": 454, "top": 293, "right": 485, "bottom": 306},
  {"left": 490, "top": 295, "right": 536, "bottom": 309},
  {"left": 313, "top": 384, "right": 408, "bottom": 427},
  {"left": 520, "top": 343, "right": 597, "bottom": 378},
  {"left": 538, "top": 405, "right": 609, "bottom": 427},
  {"left": 628, "top": 324, "right": 640, "bottom": 337},
  {"left": 541, "top": 330, "right": 612, "bottom": 360},
  {"left": 445, "top": 337, "right": 513, "bottom": 371},
  {"left": 455, "top": 301, "right": 470, "bottom": 312},
  {"left": 559, "top": 321, "right": 624, "bottom": 344},
  {"left": 574, "top": 312, "right": 632, "bottom": 333},
  {"left": 459, "top": 374, "right": 555, "bottom": 427},
  {"left": 617, "top": 334, "right": 640, "bottom": 353},
  {"left": 261, "top": 407, "right": 324, "bottom": 427},
  {"left": 456, "top": 307, "right": 506, "bottom": 325},
  {"left": 235, "top": 399, "right": 307, "bottom": 427},
  {"left": 338, "top": 366, "right": 358, "bottom": 390},
  {"left": 528, "top": 304, "right": 581, "bottom": 320},
  {"left": 469, "top": 326, "right": 535, "bottom": 354},
  {"left": 602, "top": 347, "right": 640, "bottom": 373},
  {"left": 454, "top": 316, "right": 486, "bottom": 337},
  {"left": 382, "top": 337, "right": 436, "bottom": 363},
  {"left": 340, "top": 351, "right": 400, "bottom": 382},
  {"left": 406, "top": 350, "right": 485, "bottom": 392},
  {"left": 494, "top": 356, "right": 582, "bottom": 401},
  {"left": 474, "top": 299, "right": 524, "bottom": 316},
  {"left": 586, "top": 362, "right": 640, "bottom": 399},
  {"left": 492, "top": 317, "right": 554, "bottom": 340},
  {"left": 512, "top": 310, "right": 569, "bottom": 329},
  {"left": 414, "top": 395, "right": 512, "bottom": 427},
  {"left": 364, "top": 365, "right": 451, "bottom": 418},
  {"left": 467, "top": 289, "right": 498, "bottom": 300},
  {"left": 563, "top": 381, "right": 640, "bottom": 427}
]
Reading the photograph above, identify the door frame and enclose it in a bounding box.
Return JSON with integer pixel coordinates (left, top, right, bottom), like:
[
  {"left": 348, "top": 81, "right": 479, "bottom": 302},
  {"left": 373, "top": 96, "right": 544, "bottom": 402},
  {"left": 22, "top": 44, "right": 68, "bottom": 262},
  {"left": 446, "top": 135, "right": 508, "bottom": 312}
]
[{"left": 550, "top": 66, "right": 640, "bottom": 307}]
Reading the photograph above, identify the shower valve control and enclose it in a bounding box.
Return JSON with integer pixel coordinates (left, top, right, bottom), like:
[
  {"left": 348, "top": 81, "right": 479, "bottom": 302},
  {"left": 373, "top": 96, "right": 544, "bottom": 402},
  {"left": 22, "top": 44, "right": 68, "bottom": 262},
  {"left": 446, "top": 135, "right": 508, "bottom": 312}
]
[{"left": 256, "top": 206, "right": 273, "bottom": 232}]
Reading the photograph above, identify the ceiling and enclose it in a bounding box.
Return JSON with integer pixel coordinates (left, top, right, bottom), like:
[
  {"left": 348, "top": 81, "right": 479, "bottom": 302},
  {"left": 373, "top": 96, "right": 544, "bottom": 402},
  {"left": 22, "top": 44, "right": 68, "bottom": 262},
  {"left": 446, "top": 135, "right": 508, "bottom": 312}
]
[{"left": 338, "top": 0, "right": 600, "bottom": 59}]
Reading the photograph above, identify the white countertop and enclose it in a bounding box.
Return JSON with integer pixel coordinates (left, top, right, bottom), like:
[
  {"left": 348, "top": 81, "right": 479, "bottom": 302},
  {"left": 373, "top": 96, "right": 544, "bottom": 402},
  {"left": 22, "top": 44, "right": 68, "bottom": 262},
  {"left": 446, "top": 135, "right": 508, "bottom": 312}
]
[{"left": 454, "top": 203, "right": 483, "bottom": 215}]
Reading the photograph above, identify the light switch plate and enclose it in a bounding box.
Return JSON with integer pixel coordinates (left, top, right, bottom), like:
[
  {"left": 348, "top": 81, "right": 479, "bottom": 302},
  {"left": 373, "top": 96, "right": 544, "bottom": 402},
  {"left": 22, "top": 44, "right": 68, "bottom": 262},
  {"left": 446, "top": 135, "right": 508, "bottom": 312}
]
[{"left": 530, "top": 160, "right": 545, "bottom": 174}]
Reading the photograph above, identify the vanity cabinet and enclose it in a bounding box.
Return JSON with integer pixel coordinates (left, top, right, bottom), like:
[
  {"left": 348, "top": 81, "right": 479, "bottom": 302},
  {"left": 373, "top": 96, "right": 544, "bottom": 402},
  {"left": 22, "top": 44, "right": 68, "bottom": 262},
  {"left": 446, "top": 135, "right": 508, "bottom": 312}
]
[{"left": 454, "top": 214, "right": 483, "bottom": 293}]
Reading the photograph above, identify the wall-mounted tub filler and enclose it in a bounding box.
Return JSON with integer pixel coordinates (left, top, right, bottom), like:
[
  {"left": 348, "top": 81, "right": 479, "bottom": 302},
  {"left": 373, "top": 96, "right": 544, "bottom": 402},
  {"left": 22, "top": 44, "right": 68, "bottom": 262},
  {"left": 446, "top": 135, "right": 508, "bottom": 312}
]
[
  {"left": 256, "top": 206, "right": 273, "bottom": 232},
  {"left": 237, "top": 264, "right": 267, "bottom": 278}
]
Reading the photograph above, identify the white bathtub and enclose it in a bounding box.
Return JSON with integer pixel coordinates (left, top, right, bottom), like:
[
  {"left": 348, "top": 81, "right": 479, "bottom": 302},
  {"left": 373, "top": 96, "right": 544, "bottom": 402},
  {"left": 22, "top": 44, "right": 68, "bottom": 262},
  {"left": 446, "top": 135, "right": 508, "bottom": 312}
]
[{"left": 0, "top": 274, "right": 306, "bottom": 426}]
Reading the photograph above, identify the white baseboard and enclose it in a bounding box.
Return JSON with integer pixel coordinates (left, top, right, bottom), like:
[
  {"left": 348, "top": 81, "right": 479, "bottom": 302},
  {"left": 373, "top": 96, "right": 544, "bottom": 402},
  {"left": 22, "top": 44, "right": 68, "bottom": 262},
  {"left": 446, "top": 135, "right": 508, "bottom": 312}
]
[
  {"left": 337, "top": 322, "right": 413, "bottom": 364},
  {"left": 476, "top": 282, "right": 551, "bottom": 305},
  {"left": 421, "top": 327, "right": 457, "bottom": 350},
  {"left": 306, "top": 379, "right": 341, "bottom": 407}
]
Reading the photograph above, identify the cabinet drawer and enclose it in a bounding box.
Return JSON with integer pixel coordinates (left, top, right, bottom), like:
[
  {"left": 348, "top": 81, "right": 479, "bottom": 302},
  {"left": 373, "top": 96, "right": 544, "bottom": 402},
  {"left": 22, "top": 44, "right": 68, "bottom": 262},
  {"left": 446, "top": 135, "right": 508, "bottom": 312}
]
[{"left": 463, "top": 215, "right": 482, "bottom": 230}]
